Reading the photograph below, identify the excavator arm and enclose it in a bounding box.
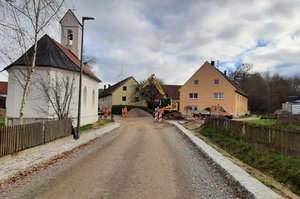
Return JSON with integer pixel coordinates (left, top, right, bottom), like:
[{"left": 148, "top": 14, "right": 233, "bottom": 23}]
[{"left": 140, "top": 74, "right": 167, "bottom": 98}]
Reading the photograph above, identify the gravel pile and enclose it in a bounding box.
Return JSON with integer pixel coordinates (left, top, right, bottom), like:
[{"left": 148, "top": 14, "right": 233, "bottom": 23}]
[{"left": 127, "top": 108, "right": 152, "bottom": 118}]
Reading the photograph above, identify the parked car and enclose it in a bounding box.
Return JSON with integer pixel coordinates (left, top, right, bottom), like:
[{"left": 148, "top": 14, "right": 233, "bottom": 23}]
[{"left": 191, "top": 105, "right": 233, "bottom": 119}]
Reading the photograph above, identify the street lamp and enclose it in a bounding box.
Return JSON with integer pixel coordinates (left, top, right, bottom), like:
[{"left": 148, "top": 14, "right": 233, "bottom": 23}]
[{"left": 76, "top": 16, "right": 95, "bottom": 140}]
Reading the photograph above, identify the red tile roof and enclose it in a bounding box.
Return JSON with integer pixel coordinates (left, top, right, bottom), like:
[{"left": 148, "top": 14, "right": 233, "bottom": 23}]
[
  {"left": 52, "top": 38, "right": 98, "bottom": 81},
  {"left": 163, "top": 85, "right": 181, "bottom": 101}
]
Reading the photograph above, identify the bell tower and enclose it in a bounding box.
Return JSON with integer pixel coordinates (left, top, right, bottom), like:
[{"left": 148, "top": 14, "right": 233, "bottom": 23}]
[{"left": 60, "top": 9, "right": 82, "bottom": 58}]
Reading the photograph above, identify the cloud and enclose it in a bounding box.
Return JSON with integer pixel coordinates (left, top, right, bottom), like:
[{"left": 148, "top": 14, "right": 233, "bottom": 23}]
[{"left": 2, "top": 0, "right": 300, "bottom": 86}]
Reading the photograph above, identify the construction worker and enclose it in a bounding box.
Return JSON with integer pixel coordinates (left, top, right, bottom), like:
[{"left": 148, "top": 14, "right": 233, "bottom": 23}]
[
  {"left": 122, "top": 106, "right": 128, "bottom": 118},
  {"left": 103, "top": 107, "right": 109, "bottom": 119}
]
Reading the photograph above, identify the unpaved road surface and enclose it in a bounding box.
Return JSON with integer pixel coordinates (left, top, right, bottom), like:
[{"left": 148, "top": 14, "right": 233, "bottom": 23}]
[{"left": 0, "top": 117, "right": 245, "bottom": 199}]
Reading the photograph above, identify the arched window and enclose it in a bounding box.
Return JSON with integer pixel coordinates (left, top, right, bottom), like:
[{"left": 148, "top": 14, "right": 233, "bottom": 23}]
[
  {"left": 92, "top": 89, "right": 95, "bottom": 106},
  {"left": 83, "top": 86, "right": 87, "bottom": 106},
  {"left": 67, "top": 29, "right": 73, "bottom": 45}
]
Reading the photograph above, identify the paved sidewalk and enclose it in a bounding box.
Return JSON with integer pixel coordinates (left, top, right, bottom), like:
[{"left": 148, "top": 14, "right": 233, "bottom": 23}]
[
  {"left": 169, "top": 121, "right": 283, "bottom": 199},
  {"left": 0, "top": 123, "right": 120, "bottom": 184}
]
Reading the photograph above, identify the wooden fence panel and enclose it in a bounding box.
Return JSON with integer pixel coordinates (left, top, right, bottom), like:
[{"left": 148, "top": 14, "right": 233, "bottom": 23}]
[
  {"left": 0, "top": 122, "right": 43, "bottom": 157},
  {"left": 206, "top": 118, "right": 300, "bottom": 158},
  {"left": 0, "top": 120, "right": 72, "bottom": 158},
  {"left": 44, "top": 119, "right": 72, "bottom": 143}
]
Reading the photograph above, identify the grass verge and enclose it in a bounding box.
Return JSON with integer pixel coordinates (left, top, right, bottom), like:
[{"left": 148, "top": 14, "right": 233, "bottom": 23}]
[
  {"left": 79, "top": 118, "right": 113, "bottom": 132},
  {"left": 245, "top": 119, "right": 300, "bottom": 131},
  {"left": 0, "top": 118, "right": 5, "bottom": 126},
  {"left": 246, "top": 119, "right": 276, "bottom": 125},
  {"left": 198, "top": 125, "right": 300, "bottom": 196}
]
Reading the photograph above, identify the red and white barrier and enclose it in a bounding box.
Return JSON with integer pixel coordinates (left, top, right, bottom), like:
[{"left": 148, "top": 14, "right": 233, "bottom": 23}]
[
  {"left": 154, "top": 111, "right": 159, "bottom": 121},
  {"left": 159, "top": 112, "right": 163, "bottom": 123}
]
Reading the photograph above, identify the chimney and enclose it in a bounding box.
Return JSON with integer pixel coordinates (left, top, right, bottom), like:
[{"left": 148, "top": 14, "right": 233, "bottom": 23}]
[
  {"left": 104, "top": 85, "right": 106, "bottom": 90},
  {"left": 211, "top": 61, "right": 215, "bottom": 66},
  {"left": 224, "top": 70, "right": 227, "bottom": 76},
  {"left": 108, "top": 84, "right": 111, "bottom": 88}
]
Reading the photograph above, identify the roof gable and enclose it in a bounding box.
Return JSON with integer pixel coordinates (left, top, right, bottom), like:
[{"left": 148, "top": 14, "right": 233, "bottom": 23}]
[
  {"left": 213, "top": 65, "right": 247, "bottom": 97},
  {"left": 59, "top": 9, "right": 81, "bottom": 26},
  {"left": 99, "top": 76, "right": 137, "bottom": 97},
  {"left": 180, "top": 61, "right": 247, "bottom": 97},
  {"left": 4, "top": 34, "right": 100, "bottom": 82}
]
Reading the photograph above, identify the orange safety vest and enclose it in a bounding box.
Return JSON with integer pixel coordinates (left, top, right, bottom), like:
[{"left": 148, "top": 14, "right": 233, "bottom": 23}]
[
  {"left": 159, "top": 108, "right": 164, "bottom": 113},
  {"left": 103, "top": 108, "right": 109, "bottom": 116}
]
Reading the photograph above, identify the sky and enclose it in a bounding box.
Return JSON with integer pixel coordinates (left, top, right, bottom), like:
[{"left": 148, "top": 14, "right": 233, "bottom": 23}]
[{"left": 1, "top": 0, "right": 300, "bottom": 87}]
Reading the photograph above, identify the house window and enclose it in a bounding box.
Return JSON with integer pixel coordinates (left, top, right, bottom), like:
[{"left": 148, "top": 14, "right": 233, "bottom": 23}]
[
  {"left": 194, "top": 80, "right": 199, "bottom": 87},
  {"left": 214, "top": 92, "right": 224, "bottom": 99},
  {"left": 122, "top": 96, "right": 126, "bottom": 101},
  {"left": 123, "top": 86, "right": 127, "bottom": 91},
  {"left": 214, "top": 79, "right": 219, "bottom": 85},
  {"left": 189, "top": 93, "right": 198, "bottom": 99},
  {"left": 134, "top": 97, "right": 139, "bottom": 102}
]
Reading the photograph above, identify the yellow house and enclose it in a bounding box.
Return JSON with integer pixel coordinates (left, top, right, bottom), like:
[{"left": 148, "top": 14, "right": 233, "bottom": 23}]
[
  {"left": 99, "top": 76, "right": 147, "bottom": 111},
  {"left": 179, "top": 61, "right": 248, "bottom": 117}
]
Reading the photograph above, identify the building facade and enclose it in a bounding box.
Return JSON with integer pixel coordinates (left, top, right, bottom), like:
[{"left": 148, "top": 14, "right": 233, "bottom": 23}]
[
  {"left": 5, "top": 10, "right": 100, "bottom": 126},
  {"left": 179, "top": 61, "right": 248, "bottom": 117},
  {"left": 99, "top": 77, "right": 147, "bottom": 111}
]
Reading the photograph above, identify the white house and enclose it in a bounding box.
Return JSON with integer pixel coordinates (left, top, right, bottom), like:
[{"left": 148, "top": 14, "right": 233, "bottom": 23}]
[{"left": 5, "top": 10, "right": 100, "bottom": 126}]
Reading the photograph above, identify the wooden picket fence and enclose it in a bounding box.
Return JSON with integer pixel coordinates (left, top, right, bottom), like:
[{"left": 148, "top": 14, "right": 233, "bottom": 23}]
[
  {"left": 0, "top": 119, "right": 73, "bottom": 157},
  {"left": 205, "top": 118, "right": 300, "bottom": 158}
]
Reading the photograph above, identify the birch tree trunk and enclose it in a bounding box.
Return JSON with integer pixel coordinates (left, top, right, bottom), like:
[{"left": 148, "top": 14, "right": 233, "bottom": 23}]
[{"left": 0, "top": 0, "right": 65, "bottom": 123}]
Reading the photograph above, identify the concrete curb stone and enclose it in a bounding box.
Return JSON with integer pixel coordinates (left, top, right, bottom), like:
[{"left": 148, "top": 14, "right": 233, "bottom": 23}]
[{"left": 168, "top": 121, "right": 283, "bottom": 199}]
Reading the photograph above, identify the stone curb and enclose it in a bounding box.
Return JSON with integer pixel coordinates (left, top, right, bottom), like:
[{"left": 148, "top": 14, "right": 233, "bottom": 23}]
[
  {"left": 0, "top": 123, "right": 120, "bottom": 184},
  {"left": 168, "top": 121, "right": 283, "bottom": 199}
]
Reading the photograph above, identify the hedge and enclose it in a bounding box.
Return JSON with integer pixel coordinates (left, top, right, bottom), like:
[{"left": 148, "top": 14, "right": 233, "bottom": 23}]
[{"left": 111, "top": 105, "right": 153, "bottom": 115}]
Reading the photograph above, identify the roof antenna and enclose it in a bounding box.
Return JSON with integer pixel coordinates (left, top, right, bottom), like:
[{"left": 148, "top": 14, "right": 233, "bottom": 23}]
[{"left": 116, "top": 64, "right": 124, "bottom": 80}]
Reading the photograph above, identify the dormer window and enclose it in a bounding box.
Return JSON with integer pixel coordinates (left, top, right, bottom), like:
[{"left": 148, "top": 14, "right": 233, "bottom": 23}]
[{"left": 67, "top": 30, "right": 73, "bottom": 45}]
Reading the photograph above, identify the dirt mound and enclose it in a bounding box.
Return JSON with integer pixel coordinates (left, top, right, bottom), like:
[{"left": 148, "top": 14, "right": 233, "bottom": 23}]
[{"left": 127, "top": 108, "right": 152, "bottom": 118}]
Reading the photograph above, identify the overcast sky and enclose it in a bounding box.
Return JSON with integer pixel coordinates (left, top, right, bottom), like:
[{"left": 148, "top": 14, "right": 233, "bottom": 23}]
[{"left": 1, "top": 0, "right": 300, "bottom": 87}]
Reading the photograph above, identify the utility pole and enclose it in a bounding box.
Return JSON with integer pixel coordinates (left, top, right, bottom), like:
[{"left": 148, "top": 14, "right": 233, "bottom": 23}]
[{"left": 75, "top": 16, "right": 95, "bottom": 140}]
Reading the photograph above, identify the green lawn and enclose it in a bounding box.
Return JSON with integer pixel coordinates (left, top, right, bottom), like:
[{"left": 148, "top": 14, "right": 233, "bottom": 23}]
[
  {"left": 0, "top": 118, "right": 5, "bottom": 126},
  {"left": 238, "top": 114, "right": 254, "bottom": 119},
  {"left": 199, "top": 126, "right": 300, "bottom": 196},
  {"left": 281, "top": 123, "right": 300, "bottom": 131},
  {"left": 246, "top": 119, "right": 276, "bottom": 125},
  {"left": 245, "top": 119, "right": 300, "bottom": 131}
]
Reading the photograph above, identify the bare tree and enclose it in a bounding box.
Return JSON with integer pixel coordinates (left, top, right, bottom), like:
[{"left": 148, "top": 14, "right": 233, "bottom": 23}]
[
  {"left": 37, "top": 72, "right": 76, "bottom": 119},
  {"left": 229, "top": 63, "right": 253, "bottom": 90},
  {"left": 137, "top": 78, "right": 165, "bottom": 110},
  {"left": 82, "top": 47, "right": 98, "bottom": 68},
  {"left": 0, "top": 0, "right": 65, "bottom": 122}
]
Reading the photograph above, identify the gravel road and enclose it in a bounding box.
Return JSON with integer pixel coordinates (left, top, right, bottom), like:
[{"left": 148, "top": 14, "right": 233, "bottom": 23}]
[{"left": 0, "top": 117, "right": 245, "bottom": 199}]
